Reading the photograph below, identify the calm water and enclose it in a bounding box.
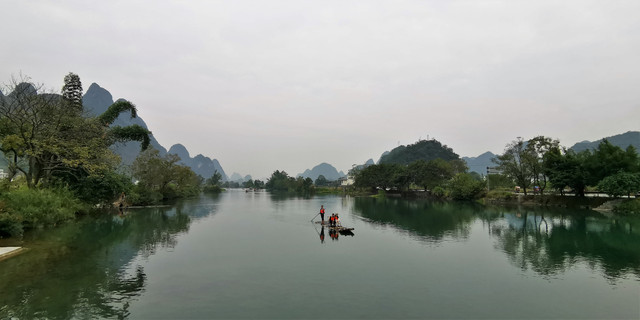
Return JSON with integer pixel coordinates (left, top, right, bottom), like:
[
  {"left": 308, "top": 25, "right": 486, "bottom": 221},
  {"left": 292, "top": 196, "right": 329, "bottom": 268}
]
[{"left": 1, "top": 189, "right": 639, "bottom": 319}]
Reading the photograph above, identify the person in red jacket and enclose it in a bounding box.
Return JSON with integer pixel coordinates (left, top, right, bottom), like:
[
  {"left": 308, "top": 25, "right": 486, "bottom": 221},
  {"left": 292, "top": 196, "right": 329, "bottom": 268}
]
[{"left": 320, "top": 205, "right": 325, "bottom": 222}]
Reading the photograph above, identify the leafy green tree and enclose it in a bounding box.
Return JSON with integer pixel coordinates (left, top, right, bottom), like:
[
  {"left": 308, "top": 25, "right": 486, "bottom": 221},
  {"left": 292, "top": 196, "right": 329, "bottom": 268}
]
[
  {"left": 354, "top": 163, "right": 401, "bottom": 191},
  {"left": 0, "top": 74, "right": 150, "bottom": 189},
  {"left": 131, "top": 148, "right": 200, "bottom": 203},
  {"left": 204, "top": 171, "right": 223, "bottom": 192},
  {"left": 266, "top": 170, "right": 293, "bottom": 191},
  {"left": 544, "top": 147, "right": 590, "bottom": 196},
  {"left": 314, "top": 175, "right": 328, "bottom": 186},
  {"left": 447, "top": 173, "right": 486, "bottom": 200},
  {"left": 494, "top": 137, "right": 533, "bottom": 195},
  {"left": 253, "top": 179, "right": 265, "bottom": 189},
  {"left": 379, "top": 139, "right": 461, "bottom": 165},
  {"left": 585, "top": 140, "right": 639, "bottom": 186},
  {"left": 597, "top": 172, "right": 640, "bottom": 198},
  {"left": 524, "top": 136, "right": 559, "bottom": 195}
]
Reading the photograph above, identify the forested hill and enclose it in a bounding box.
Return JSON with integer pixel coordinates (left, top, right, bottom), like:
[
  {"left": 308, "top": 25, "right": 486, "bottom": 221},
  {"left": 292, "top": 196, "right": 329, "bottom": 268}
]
[
  {"left": 570, "top": 131, "right": 640, "bottom": 153},
  {"left": 83, "top": 83, "right": 227, "bottom": 180},
  {"left": 379, "top": 139, "right": 460, "bottom": 165}
]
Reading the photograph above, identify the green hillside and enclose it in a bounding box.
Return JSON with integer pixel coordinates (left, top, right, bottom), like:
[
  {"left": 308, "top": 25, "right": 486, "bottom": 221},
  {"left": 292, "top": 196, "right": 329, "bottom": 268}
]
[{"left": 379, "top": 139, "right": 460, "bottom": 165}]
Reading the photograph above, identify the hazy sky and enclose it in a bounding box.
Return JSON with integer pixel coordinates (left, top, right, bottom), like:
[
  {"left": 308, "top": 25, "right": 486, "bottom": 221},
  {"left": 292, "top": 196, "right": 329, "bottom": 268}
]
[{"left": 3, "top": 0, "right": 639, "bottom": 179}]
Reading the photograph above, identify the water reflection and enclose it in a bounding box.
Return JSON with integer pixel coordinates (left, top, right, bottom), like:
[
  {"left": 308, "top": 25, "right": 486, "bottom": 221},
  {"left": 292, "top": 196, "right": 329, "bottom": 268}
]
[
  {"left": 488, "top": 206, "right": 640, "bottom": 281},
  {"left": 352, "top": 197, "right": 481, "bottom": 242},
  {"left": 314, "top": 224, "right": 355, "bottom": 244},
  {"left": 352, "top": 197, "right": 640, "bottom": 281},
  {"left": 0, "top": 195, "right": 219, "bottom": 319}
]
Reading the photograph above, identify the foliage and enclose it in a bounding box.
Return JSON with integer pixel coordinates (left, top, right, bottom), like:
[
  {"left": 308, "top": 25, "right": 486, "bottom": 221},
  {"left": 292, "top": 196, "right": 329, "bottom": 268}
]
[
  {"left": 131, "top": 148, "right": 202, "bottom": 203},
  {"left": 60, "top": 169, "right": 134, "bottom": 205},
  {"left": 0, "top": 186, "right": 84, "bottom": 237},
  {"left": 108, "top": 125, "right": 151, "bottom": 151},
  {"left": 354, "top": 163, "right": 403, "bottom": 191},
  {"left": 493, "top": 137, "right": 533, "bottom": 195},
  {"left": 408, "top": 159, "right": 454, "bottom": 190},
  {"left": 447, "top": 173, "right": 486, "bottom": 200},
  {"left": 597, "top": 172, "right": 640, "bottom": 198},
  {"left": 265, "top": 170, "right": 314, "bottom": 193},
  {"left": 62, "top": 72, "right": 83, "bottom": 112},
  {"left": 314, "top": 175, "right": 329, "bottom": 187},
  {"left": 431, "top": 186, "right": 446, "bottom": 198},
  {"left": 379, "top": 139, "right": 461, "bottom": 165},
  {"left": 524, "top": 136, "right": 559, "bottom": 195},
  {"left": 203, "top": 171, "right": 223, "bottom": 193},
  {"left": 0, "top": 74, "right": 151, "bottom": 190},
  {"left": 487, "top": 173, "right": 514, "bottom": 190},
  {"left": 584, "top": 140, "right": 639, "bottom": 186}
]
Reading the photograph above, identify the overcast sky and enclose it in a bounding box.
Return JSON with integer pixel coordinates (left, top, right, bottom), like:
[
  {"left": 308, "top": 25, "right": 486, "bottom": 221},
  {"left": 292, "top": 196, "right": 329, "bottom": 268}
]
[{"left": 2, "top": 0, "right": 639, "bottom": 179}]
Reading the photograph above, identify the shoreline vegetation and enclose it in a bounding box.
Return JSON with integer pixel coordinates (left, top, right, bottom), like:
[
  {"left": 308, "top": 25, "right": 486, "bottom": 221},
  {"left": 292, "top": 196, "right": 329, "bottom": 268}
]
[{"left": 1, "top": 73, "right": 639, "bottom": 239}]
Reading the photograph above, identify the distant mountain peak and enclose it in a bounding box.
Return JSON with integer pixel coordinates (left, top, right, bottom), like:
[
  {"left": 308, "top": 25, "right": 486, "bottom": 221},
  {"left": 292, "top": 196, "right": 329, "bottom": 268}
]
[
  {"left": 83, "top": 83, "right": 114, "bottom": 116},
  {"left": 297, "top": 163, "right": 345, "bottom": 181},
  {"left": 168, "top": 144, "right": 190, "bottom": 160}
]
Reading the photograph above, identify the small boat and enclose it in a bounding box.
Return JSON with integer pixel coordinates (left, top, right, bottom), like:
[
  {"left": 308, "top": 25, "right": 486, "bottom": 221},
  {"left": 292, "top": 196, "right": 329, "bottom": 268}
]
[{"left": 314, "top": 221, "right": 354, "bottom": 231}]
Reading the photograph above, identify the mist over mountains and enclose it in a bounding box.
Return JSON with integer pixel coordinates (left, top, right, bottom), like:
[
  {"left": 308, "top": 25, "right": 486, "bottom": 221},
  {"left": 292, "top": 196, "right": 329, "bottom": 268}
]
[{"left": 83, "top": 83, "right": 227, "bottom": 180}]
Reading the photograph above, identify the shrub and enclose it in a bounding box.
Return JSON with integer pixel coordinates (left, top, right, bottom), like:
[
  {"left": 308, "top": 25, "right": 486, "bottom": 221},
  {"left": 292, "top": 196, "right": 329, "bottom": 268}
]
[
  {"left": 447, "top": 173, "right": 487, "bottom": 200},
  {"left": 431, "top": 186, "right": 446, "bottom": 198},
  {"left": 0, "top": 187, "right": 83, "bottom": 236}
]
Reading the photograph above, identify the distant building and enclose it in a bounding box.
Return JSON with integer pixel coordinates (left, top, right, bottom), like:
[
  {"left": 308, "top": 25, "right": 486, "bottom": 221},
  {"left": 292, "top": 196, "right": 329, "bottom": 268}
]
[{"left": 340, "top": 176, "right": 355, "bottom": 186}]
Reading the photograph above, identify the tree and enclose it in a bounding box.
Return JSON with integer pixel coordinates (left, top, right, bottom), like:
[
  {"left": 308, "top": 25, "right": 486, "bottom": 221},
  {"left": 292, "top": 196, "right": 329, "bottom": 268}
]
[
  {"left": 597, "top": 172, "right": 640, "bottom": 198},
  {"left": 315, "top": 175, "right": 328, "bottom": 186},
  {"left": 131, "top": 148, "right": 200, "bottom": 202},
  {"left": 585, "top": 140, "right": 639, "bottom": 186},
  {"left": 524, "top": 136, "right": 559, "bottom": 195},
  {"left": 494, "top": 137, "right": 533, "bottom": 195},
  {"left": 354, "top": 163, "right": 401, "bottom": 191},
  {"left": 447, "top": 173, "right": 486, "bottom": 200},
  {"left": 544, "top": 147, "right": 590, "bottom": 196},
  {"left": 0, "top": 74, "right": 151, "bottom": 189},
  {"left": 62, "top": 72, "right": 83, "bottom": 112}
]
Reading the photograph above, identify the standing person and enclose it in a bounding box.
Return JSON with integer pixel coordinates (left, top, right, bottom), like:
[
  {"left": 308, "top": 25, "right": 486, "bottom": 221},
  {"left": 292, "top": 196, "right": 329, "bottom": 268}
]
[{"left": 320, "top": 205, "right": 325, "bottom": 223}]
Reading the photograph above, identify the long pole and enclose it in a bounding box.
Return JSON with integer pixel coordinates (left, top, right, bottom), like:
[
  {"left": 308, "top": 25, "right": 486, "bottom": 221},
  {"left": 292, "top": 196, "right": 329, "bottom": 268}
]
[{"left": 310, "top": 212, "right": 320, "bottom": 222}]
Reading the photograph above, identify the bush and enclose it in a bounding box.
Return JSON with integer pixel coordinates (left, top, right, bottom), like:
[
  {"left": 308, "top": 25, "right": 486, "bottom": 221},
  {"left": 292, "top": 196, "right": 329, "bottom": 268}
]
[
  {"left": 0, "top": 187, "right": 83, "bottom": 236},
  {"left": 431, "top": 186, "right": 446, "bottom": 198},
  {"left": 129, "top": 185, "right": 163, "bottom": 205},
  {"left": 448, "top": 173, "right": 487, "bottom": 200},
  {"left": 70, "top": 171, "right": 134, "bottom": 205}
]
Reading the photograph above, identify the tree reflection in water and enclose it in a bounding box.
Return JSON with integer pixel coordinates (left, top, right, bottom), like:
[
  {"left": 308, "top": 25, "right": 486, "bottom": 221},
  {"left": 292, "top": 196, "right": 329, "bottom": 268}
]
[
  {"left": 352, "top": 197, "right": 640, "bottom": 281},
  {"left": 0, "top": 196, "right": 219, "bottom": 319},
  {"left": 488, "top": 206, "right": 640, "bottom": 281}
]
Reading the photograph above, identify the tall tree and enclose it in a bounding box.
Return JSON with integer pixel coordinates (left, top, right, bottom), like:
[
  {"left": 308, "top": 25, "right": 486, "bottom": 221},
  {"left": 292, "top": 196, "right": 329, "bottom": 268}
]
[
  {"left": 62, "top": 72, "right": 83, "bottom": 112},
  {"left": 0, "top": 74, "right": 151, "bottom": 188},
  {"left": 524, "top": 136, "right": 559, "bottom": 195},
  {"left": 494, "top": 137, "right": 533, "bottom": 195}
]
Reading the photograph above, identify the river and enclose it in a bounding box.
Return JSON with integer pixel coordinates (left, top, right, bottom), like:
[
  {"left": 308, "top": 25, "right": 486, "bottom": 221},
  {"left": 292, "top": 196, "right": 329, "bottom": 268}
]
[{"left": 1, "top": 189, "right": 638, "bottom": 319}]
